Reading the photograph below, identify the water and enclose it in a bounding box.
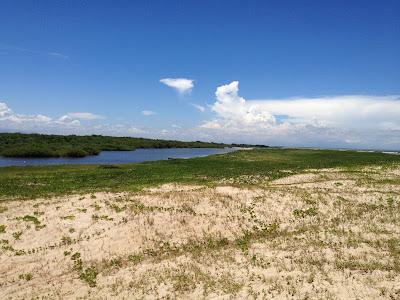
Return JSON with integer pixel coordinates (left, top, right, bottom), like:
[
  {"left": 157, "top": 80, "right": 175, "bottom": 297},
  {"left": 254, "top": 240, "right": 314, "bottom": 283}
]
[{"left": 0, "top": 148, "right": 236, "bottom": 167}]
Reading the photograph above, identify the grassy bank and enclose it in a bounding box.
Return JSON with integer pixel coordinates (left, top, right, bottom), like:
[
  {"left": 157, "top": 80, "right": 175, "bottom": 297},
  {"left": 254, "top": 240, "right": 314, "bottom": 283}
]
[
  {"left": 0, "top": 133, "right": 229, "bottom": 158},
  {"left": 1, "top": 148, "right": 399, "bottom": 199}
]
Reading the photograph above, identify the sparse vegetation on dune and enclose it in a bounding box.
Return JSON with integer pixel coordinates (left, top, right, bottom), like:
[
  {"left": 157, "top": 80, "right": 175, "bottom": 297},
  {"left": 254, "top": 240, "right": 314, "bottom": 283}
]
[{"left": 0, "top": 149, "right": 399, "bottom": 298}]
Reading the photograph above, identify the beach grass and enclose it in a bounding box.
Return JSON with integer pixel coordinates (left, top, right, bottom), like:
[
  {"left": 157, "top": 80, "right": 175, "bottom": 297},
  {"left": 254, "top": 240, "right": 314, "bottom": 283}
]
[{"left": 1, "top": 148, "right": 399, "bottom": 199}]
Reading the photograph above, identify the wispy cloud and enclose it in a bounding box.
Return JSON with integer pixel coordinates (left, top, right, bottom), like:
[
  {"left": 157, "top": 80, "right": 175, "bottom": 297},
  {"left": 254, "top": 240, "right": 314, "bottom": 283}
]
[
  {"left": 141, "top": 110, "right": 157, "bottom": 116},
  {"left": 0, "top": 44, "right": 69, "bottom": 59},
  {"left": 61, "top": 112, "right": 105, "bottom": 120},
  {"left": 47, "top": 52, "right": 69, "bottom": 59},
  {"left": 190, "top": 103, "right": 205, "bottom": 112},
  {"left": 160, "top": 78, "right": 194, "bottom": 95}
]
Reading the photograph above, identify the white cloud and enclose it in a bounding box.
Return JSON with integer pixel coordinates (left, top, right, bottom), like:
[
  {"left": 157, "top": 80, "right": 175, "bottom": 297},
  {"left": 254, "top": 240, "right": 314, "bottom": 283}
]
[
  {"left": 0, "top": 102, "right": 53, "bottom": 123},
  {"left": 251, "top": 95, "right": 400, "bottom": 130},
  {"left": 190, "top": 103, "right": 205, "bottom": 112},
  {"left": 61, "top": 112, "right": 104, "bottom": 120},
  {"left": 0, "top": 101, "right": 147, "bottom": 137},
  {"left": 0, "top": 102, "right": 13, "bottom": 117},
  {"left": 160, "top": 78, "right": 194, "bottom": 94},
  {"left": 160, "top": 129, "right": 169, "bottom": 135},
  {"left": 0, "top": 101, "right": 154, "bottom": 139},
  {"left": 199, "top": 81, "right": 400, "bottom": 150},
  {"left": 141, "top": 110, "right": 157, "bottom": 116},
  {"left": 211, "top": 81, "right": 276, "bottom": 126}
]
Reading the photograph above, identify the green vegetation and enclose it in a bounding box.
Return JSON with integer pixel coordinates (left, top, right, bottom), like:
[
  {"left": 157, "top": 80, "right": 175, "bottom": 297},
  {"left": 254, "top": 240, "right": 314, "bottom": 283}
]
[
  {"left": 71, "top": 251, "right": 98, "bottom": 287},
  {"left": 0, "top": 148, "right": 399, "bottom": 199},
  {"left": 61, "top": 215, "right": 75, "bottom": 220},
  {"left": 12, "top": 231, "right": 23, "bottom": 240},
  {"left": 21, "top": 215, "right": 40, "bottom": 225},
  {"left": 0, "top": 132, "right": 229, "bottom": 158},
  {"left": 293, "top": 207, "right": 318, "bottom": 218},
  {"left": 19, "top": 215, "right": 46, "bottom": 229},
  {"left": 18, "top": 273, "right": 33, "bottom": 281},
  {"left": 92, "top": 214, "right": 113, "bottom": 221}
]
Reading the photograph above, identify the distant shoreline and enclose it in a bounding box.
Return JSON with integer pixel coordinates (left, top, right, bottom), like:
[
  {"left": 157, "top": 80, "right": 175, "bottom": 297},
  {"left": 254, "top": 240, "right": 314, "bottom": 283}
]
[{"left": 0, "top": 132, "right": 267, "bottom": 159}]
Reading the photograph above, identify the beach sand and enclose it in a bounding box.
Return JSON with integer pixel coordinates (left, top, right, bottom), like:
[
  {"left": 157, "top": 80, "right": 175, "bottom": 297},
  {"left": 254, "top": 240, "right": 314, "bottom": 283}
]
[{"left": 1, "top": 166, "right": 399, "bottom": 299}]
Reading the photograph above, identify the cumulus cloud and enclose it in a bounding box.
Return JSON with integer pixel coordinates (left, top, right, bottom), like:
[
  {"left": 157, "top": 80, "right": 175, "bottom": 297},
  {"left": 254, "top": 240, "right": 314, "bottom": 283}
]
[
  {"left": 210, "top": 81, "right": 276, "bottom": 127},
  {"left": 0, "top": 102, "right": 53, "bottom": 124},
  {"left": 160, "top": 78, "right": 194, "bottom": 94},
  {"left": 141, "top": 110, "right": 157, "bottom": 116},
  {"left": 190, "top": 103, "right": 205, "bottom": 112},
  {"left": 0, "top": 102, "right": 12, "bottom": 117},
  {"left": 0, "top": 101, "right": 146, "bottom": 137},
  {"left": 199, "top": 81, "right": 400, "bottom": 150}
]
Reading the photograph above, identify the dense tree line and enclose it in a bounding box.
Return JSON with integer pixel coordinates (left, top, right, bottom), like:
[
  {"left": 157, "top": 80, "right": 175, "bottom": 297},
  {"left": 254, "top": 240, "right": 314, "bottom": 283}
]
[{"left": 0, "top": 133, "right": 229, "bottom": 158}]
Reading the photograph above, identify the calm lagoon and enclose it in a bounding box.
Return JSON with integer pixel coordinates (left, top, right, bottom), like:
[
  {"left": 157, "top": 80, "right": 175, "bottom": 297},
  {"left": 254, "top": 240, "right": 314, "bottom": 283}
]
[{"left": 0, "top": 148, "right": 236, "bottom": 167}]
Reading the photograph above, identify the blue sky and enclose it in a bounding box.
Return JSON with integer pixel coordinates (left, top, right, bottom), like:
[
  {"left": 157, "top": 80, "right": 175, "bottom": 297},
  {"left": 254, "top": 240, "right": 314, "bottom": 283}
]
[{"left": 0, "top": 0, "right": 399, "bottom": 149}]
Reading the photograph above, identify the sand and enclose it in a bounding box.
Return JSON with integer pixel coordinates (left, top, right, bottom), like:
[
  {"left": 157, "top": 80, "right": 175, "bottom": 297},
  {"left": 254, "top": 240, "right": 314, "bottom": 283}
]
[{"left": 0, "top": 165, "right": 399, "bottom": 299}]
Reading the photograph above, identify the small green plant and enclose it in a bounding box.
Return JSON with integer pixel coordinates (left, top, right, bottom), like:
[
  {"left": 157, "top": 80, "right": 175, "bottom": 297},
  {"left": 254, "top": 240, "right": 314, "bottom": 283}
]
[
  {"left": 90, "top": 203, "right": 101, "bottom": 211},
  {"left": 293, "top": 207, "right": 318, "bottom": 218},
  {"left": 128, "top": 254, "right": 143, "bottom": 264},
  {"left": 0, "top": 225, "right": 6, "bottom": 234},
  {"left": 15, "top": 249, "right": 26, "bottom": 256},
  {"left": 33, "top": 211, "right": 44, "bottom": 216},
  {"left": 92, "top": 214, "right": 113, "bottom": 221},
  {"left": 69, "top": 228, "right": 75, "bottom": 233},
  {"left": 0, "top": 239, "right": 15, "bottom": 252},
  {"left": 108, "top": 257, "right": 123, "bottom": 268},
  {"left": 61, "top": 236, "right": 73, "bottom": 245},
  {"left": 77, "top": 208, "right": 87, "bottom": 213},
  {"left": 108, "top": 203, "right": 126, "bottom": 213},
  {"left": 64, "top": 250, "right": 71, "bottom": 256},
  {"left": 19, "top": 273, "right": 33, "bottom": 281},
  {"left": 70, "top": 252, "right": 98, "bottom": 287},
  {"left": 61, "top": 215, "right": 75, "bottom": 220},
  {"left": 80, "top": 266, "right": 98, "bottom": 287},
  {"left": 0, "top": 206, "right": 8, "bottom": 213},
  {"left": 235, "top": 231, "right": 252, "bottom": 252},
  {"left": 21, "top": 215, "right": 46, "bottom": 230},
  {"left": 22, "top": 215, "right": 40, "bottom": 225},
  {"left": 13, "top": 231, "right": 23, "bottom": 240},
  {"left": 387, "top": 197, "right": 395, "bottom": 206}
]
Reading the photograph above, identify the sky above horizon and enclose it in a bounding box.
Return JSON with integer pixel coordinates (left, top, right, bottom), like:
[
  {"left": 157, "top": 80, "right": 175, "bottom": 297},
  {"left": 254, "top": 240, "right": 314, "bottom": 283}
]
[{"left": 1, "top": 0, "right": 399, "bottom": 149}]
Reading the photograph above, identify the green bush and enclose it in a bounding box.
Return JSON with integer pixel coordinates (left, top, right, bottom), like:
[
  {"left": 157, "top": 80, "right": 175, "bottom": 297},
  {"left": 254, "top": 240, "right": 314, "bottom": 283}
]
[
  {"left": 2, "top": 146, "right": 55, "bottom": 158},
  {"left": 0, "top": 133, "right": 230, "bottom": 158}
]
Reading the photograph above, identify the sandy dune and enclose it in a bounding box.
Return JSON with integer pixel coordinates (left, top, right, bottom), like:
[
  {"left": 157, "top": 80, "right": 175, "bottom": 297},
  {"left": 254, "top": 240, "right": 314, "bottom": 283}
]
[{"left": 1, "top": 166, "right": 399, "bottom": 299}]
